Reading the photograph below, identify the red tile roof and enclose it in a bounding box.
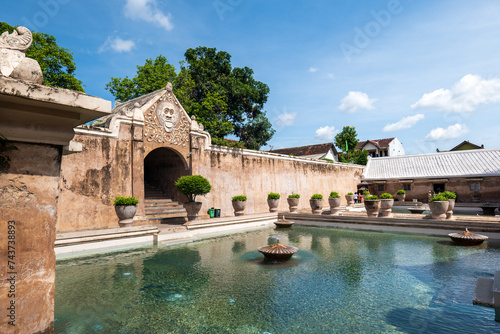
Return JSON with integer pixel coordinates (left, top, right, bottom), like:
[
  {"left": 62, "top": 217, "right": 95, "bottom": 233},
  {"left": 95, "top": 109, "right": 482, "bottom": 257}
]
[
  {"left": 269, "top": 143, "right": 337, "bottom": 156},
  {"left": 356, "top": 138, "right": 395, "bottom": 150}
]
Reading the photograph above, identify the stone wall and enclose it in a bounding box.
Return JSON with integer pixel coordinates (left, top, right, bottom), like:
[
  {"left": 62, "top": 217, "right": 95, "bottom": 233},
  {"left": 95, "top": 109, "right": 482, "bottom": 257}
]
[
  {"left": 57, "top": 123, "right": 146, "bottom": 232},
  {"left": 0, "top": 142, "right": 61, "bottom": 333},
  {"left": 191, "top": 145, "right": 364, "bottom": 217},
  {"left": 57, "top": 122, "right": 363, "bottom": 231}
]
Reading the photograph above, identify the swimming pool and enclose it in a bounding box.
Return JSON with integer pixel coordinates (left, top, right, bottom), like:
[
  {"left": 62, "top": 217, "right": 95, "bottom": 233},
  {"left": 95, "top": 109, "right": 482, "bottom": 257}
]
[{"left": 55, "top": 226, "right": 500, "bottom": 333}]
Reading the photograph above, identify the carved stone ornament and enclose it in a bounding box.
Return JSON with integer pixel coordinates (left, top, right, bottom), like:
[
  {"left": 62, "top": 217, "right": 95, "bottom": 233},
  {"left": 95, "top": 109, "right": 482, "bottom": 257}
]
[
  {"left": 0, "top": 26, "right": 33, "bottom": 51},
  {"left": 143, "top": 92, "right": 190, "bottom": 146}
]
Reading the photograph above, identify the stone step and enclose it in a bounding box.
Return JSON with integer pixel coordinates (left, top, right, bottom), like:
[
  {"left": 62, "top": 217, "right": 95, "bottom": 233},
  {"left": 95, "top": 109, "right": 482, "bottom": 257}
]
[
  {"left": 473, "top": 277, "right": 494, "bottom": 307},
  {"left": 148, "top": 216, "right": 188, "bottom": 225},
  {"left": 146, "top": 207, "right": 186, "bottom": 215},
  {"left": 146, "top": 209, "right": 187, "bottom": 221},
  {"left": 145, "top": 199, "right": 175, "bottom": 206}
]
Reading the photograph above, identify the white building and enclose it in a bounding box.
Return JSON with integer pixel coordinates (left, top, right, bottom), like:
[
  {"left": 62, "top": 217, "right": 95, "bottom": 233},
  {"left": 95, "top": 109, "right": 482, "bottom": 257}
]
[{"left": 356, "top": 137, "right": 404, "bottom": 157}]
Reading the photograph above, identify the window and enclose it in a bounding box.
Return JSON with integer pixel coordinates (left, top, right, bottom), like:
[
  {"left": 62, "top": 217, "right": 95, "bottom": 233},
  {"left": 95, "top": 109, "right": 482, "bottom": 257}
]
[
  {"left": 403, "top": 184, "right": 411, "bottom": 191},
  {"left": 377, "top": 184, "right": 385, "bottom": 192},
  {"left": 470, "top": 182, "right": 481, "bottom": 191}
]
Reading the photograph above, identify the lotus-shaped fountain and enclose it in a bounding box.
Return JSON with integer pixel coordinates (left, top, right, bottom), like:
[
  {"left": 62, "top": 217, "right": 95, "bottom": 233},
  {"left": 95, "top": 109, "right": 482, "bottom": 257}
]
[
  {"left": 448, "top": 228, "right": 488, "bottom": 246},
  {"left": 274, "top": 216, "right": 294, "bottom": 229},
  {"left": 258, "top": 243, "right": 298, "bottom": 261}
]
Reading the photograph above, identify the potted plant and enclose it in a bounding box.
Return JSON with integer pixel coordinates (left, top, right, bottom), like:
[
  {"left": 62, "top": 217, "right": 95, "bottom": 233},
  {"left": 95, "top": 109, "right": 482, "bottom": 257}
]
[
  {"left": 232, "top": 195, "right": 247, "bottom": 216},
  {"left": 440, "top": 191, "right": 457, "bottom": 220},
  {"left": 345, "top": 192, "right": 354, "bottom": 206},
  {"left": 175, "top": 175, "right": 212, "bottom": 221},
  {"left": 364, "top": 195, "right": 380, "bottom": 217},
  {"left": 329, "top": 191, "right": 341, "bottom": 215},
  {"left": 428, "top": 194, "right": 449, "bottom": 220},
  {"left": 396, "top": 189, "right": 406, "bottom": 202},
  {"left": 287, "top": 193, "right": 300, "bottom": 213},
  {"left": 114, "top": 196, "right": 139, "bottom": 227},
  {"left": 379, "top": 193, "right": 394, "bottom": 217},
  {"left": 310, "top": 194, "right": 323, "bottom": 215},
  {"left": 361, "top": 190, "right": 370, "bottom": 203},
  {"left": 267, "top": 192, "right": 280, "bottom": 213}
]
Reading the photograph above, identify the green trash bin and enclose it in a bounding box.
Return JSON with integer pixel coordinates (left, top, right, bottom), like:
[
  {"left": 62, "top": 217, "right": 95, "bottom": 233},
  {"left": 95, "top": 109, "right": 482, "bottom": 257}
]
[{"left": 208, "top": 207, "right": 215, "bottom": 218}]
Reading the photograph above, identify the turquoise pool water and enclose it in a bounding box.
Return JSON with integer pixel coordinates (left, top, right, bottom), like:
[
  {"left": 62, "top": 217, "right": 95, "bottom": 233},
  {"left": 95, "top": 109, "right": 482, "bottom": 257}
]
[{"left": 55, "top": 226, "right": 500, "bottom": 333}]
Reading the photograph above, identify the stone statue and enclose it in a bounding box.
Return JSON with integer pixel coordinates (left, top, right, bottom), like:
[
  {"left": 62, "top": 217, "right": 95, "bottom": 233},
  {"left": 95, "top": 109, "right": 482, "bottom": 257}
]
[{"left": 0, "top": 26, "right": 43, "bottom": 84}]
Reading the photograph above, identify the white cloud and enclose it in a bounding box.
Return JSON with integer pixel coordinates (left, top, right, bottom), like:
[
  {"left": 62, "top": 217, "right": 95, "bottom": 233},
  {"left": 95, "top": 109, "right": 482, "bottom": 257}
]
[
  {"left": 315, "top": 126, "right": 338, "bottom": 141},
  {"left": 424, "top": 123, "right": 469, "bottom": 141},
  {"left": 308, "top": 67, "right": 318, "bottom": 73},
  {"left": 383, "top": 114, "right": 425, "bottom": 132},
  {"left": 275, "top": 112, "right": 297, "bottom": 127},
  {"left": 338, "top": 91, "right": 377, "bottom": 113},
  {"left": 124, "top": 0, "right": 174, "bottom": 31},
  {"left": 327, "top": 73, "right": 334, "bottom": 79},
  {"left": 411, "top": 74, "right": 500, "bottom": 112},
  {"left": 99, "top": 37, "right": 136, "bottom": 53}
]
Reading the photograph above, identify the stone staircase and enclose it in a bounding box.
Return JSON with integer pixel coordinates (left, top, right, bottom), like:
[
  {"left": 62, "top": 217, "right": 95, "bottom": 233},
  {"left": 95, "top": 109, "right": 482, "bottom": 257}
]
[
  {"left": 473, "top": 270, "right": 500, "bottom": 321},
  {"left": 145, "top": 186, "right": 187, "bottom": 224}
]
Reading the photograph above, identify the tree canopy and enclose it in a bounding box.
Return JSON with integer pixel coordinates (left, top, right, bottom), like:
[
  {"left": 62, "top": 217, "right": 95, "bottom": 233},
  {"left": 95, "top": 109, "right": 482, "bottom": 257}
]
[
  {"left": 105, "top": 47, "right": 275, "bottom": 150},
  {"left": 334, "top": 126, "right": 368, "bottom": 165},
  {"left": 0, "top": 22, "right": 84, "bottom": 92},
  {"left": 335, "top": 126, "right": 359, "bottom": 153}
]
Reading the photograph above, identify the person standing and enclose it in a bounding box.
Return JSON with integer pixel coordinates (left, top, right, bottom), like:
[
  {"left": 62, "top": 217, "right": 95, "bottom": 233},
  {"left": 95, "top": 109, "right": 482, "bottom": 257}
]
[{"left": 354, "top": 192, "right": 358, "bottom": 204}]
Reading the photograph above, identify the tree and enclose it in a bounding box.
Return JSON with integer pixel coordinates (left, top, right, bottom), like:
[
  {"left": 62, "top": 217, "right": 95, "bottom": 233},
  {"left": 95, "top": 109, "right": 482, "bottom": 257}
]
[
  {"left": 106, "top": 55, "right": 177, "bottom": 102},
  {"left": 0, "top": 22, "right": 84, "bottom": 92},
  {"left": 335, "top": 126, "right": 359, "bottom": 153},
  {"left": 105, "top": 47, "right": 275, "bottom": 149},
  {"left": 334, "top": 126, "right": 368, "bottom": 165}
]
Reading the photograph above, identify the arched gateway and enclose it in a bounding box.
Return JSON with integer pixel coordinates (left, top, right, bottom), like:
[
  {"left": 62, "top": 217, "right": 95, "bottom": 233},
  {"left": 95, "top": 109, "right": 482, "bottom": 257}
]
[{"left": 100, "top": 82, "right": 211, "bottom": 224}]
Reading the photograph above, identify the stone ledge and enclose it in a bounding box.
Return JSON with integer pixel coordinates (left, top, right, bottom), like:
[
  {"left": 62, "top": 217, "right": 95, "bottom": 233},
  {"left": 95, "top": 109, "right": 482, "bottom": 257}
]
[
  {"left": 185, "top": 212, "right": 278, "bottom": 230},
  {"left": 55, "top": 225, "right": 159, "bottom": 247},
  {"left": 283, "top": 212, "right": 500, "bottom": 234}
]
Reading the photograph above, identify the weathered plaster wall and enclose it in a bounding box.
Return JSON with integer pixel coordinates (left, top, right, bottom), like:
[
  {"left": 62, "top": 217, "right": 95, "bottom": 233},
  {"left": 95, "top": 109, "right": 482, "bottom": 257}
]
[
  {"left": 0, "top": 142, "right": 61, "bottom": 334},
  {"left": 191, "top": 145, "right": 364, "bottom": 217},
  {"left": 57, "top": 123, "right": 145, "bottom": 232},
  {"left": 370, "top": 178, "right": 500, "bottom": 203}
]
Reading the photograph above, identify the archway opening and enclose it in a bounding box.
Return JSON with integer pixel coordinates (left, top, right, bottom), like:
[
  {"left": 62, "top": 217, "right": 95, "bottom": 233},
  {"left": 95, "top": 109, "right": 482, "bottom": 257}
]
[{"left": 144, "top": 148, "right": 189, "bottom": 203}]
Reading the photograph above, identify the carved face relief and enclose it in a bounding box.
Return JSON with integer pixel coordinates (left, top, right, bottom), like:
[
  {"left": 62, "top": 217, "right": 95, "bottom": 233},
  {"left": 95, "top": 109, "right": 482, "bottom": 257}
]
[{"left": 156, "top": 101, "right": 179, "bottom": 132}]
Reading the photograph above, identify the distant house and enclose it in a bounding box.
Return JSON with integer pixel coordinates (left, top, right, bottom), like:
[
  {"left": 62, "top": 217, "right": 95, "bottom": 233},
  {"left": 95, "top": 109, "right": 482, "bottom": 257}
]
[
  {"left": 269, "top": 143, "right": 338, "bottom": 161},
  {"left": 356, "top": 137, "right": 404, "bottom": 157},
  {"left": 437, "top": 140, "right": 484, "bottom": 152},
  {"left": 361, "top": 148, "right": 500, "bottom": 203}
]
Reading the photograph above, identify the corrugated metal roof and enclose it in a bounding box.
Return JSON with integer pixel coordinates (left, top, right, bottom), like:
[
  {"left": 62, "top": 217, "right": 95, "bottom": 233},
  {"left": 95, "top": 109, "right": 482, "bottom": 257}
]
[{"left": 362, "top": 148, "right": 500, "bottom": 180}]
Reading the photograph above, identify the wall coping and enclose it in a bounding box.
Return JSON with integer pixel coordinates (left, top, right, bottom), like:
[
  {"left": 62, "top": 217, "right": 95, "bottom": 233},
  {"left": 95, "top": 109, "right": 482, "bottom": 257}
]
[{"left": 207, "top": 145, "right": 365, "bottom": 169}]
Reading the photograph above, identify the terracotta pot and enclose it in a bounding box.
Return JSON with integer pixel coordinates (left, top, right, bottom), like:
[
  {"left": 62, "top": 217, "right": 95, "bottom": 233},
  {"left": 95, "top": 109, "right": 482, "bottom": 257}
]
[
  {"left": 378, "top": 199, "right": 394, "bottom": 217},
  {"left": 429, "top": 201, "right": 449, "bottom": 220},
  {"left": 328, "top": 197, "right": 341, "bottom": 215},
  {"left": 183, "top": 201, "right": 203, "bottom": 221},
  {"left": 446, "top": 199, "right": 455, "bottom": 220},
  {"left": 364, "top": 200, "right": 380, "bottom": 217},
  {"left": 267, "top": 198, "right": 280, "bottom": 213},
  {"left": 345, "top": 194, "right": 354, "bottom": 206},
  {"left": 309, "top": 199, "right": 323, "bottom": 215},
  {"left": 232, "top": 200, "right": 246, "bottom": 216},
  {"left": 115, "top": 205, "right": 137, "bottom": 227},
  {"left": 395, "top": 193, "right": 406, "bottom": 202},
  {"left": 287, "top": 197, "right": 300, "bottom": 213}
]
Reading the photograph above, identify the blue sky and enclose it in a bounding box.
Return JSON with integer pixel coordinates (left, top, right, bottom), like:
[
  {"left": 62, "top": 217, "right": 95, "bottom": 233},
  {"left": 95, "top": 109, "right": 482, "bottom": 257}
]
[{"left": 4, "top": 0, "right": 500, "bottom": 154}]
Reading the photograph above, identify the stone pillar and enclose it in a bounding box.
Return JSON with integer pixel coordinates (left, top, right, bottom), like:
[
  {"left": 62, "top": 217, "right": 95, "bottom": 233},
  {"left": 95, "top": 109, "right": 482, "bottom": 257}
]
[
  {"left": 0, "top": 36, "right": 110, "bottom": 331},
  {"left": 0, "top": 143, "right": 61, "bottom": 333}
]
